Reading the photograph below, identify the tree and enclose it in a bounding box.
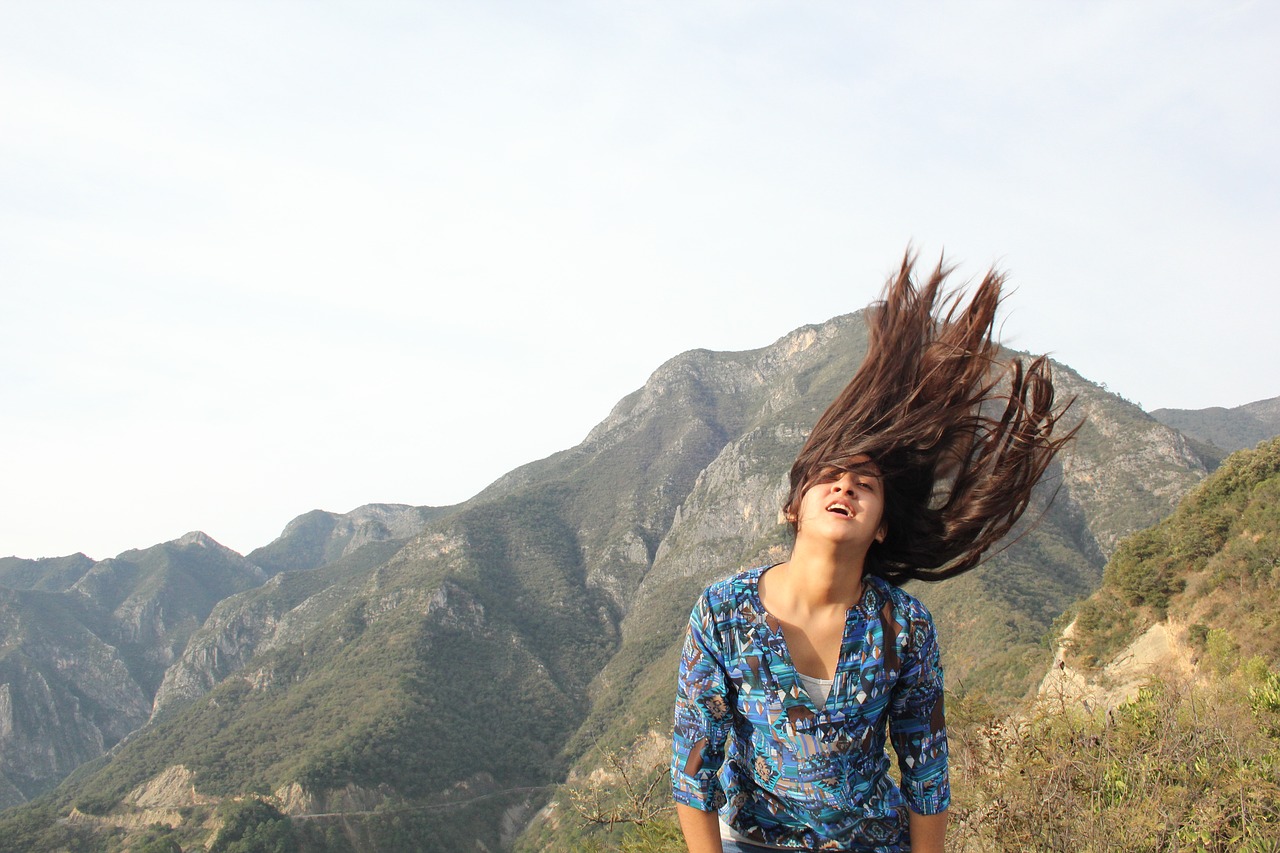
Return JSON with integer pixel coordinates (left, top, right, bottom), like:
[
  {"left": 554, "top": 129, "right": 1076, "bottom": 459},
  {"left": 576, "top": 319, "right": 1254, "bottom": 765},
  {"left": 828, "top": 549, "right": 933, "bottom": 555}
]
[{"left": 210, "top": 798, "right": 298, "bottom": 853}]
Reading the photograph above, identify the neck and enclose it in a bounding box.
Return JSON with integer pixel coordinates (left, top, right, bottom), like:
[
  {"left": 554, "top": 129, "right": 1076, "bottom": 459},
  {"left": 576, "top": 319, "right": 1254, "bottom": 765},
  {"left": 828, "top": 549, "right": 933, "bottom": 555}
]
[{"left": 775, "top": 536, "right": 868, "bottom": 610}]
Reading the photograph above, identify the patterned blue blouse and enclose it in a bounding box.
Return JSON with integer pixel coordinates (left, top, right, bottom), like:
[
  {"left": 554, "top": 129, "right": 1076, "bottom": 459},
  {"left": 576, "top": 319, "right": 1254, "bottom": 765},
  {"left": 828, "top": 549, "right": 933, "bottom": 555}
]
[{"left": 671, "top": 566, "right": 949, "bottom": 852}]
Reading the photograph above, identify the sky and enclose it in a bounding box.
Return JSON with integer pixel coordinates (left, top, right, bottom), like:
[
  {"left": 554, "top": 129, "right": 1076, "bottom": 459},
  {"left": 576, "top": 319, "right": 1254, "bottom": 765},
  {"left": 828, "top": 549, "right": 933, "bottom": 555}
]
[{"left": 2, "top": 1, "right": 1277, "bottom": 561}]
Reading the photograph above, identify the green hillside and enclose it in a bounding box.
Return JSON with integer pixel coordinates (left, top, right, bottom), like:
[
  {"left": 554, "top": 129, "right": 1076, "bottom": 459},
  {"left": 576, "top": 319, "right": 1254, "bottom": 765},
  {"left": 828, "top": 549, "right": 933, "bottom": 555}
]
[{"left": 1070, "top": 435, "right": 1280, "bottom": 671}]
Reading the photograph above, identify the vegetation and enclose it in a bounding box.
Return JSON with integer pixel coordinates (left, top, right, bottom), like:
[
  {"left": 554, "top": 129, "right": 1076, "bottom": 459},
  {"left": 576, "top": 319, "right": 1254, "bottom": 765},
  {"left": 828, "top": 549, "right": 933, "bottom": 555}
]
[
  {"left": 1071, "top": 437, "right": 1280, "bottom": 669},
  {"left": 952, "top": 668, "right": 1280, "bottom": 851},
  {"left": 947, "top": 438, "right": 1280, "bottom": 850},
  {"left": 133, "top": 823, "right": 185, "bottom": 853},
  {"left": 516, "top": 736, "right": 676, "bottom": 853},
  {"left": 210, "top": 799, "right": 298, "bottom": 853},
  {"left": 525, "top": 661, "right": 1280, "bottom": 853}
]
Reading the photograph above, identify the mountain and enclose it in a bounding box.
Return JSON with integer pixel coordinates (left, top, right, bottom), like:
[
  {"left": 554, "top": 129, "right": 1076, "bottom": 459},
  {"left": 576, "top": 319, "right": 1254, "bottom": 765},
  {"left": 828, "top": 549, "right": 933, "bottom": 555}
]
[
  {"left": 1151, "top": 394, "right": 1280, "bottom": 456},
  {"left": 0, "top": 533, "right": 264, "bottom": 807},
  {"left": 246, "top": 504, "right": 450, "bottom": 576},
  {"left": 0, "top": 554, "right": 96, "bottom": 592},
  {"left": 0, "top": 311, "right": 1222, "bottom": 852},
  {"left": 0, "top": 504, "right": 441, "bottom": 813}
]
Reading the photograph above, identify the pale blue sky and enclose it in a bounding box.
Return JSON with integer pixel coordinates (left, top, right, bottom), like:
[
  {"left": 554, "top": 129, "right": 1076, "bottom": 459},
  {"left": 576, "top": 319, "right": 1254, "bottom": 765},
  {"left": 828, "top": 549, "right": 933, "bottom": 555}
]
[{"left": 2, "top": 1, "right": 1276, "bottom": 560}]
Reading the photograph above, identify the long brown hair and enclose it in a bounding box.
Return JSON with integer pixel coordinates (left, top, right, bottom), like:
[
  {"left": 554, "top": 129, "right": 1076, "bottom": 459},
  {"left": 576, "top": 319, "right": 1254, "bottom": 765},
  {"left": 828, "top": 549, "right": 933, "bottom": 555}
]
[{"left": 785, "top": 250, "right": 1079, "bottom": 584}]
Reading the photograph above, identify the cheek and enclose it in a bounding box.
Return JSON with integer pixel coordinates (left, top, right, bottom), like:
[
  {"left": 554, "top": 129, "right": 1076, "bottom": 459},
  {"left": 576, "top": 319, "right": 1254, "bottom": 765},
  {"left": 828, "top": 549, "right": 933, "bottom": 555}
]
[
  {"left": 872, "top": 500, "right": 889, "bottom": 534},
  {"left": 792, "top": 493, "right": 824, "bottom": 526},
  {"left": 805, "top": 489, "right": 834, "bottom": 515}
]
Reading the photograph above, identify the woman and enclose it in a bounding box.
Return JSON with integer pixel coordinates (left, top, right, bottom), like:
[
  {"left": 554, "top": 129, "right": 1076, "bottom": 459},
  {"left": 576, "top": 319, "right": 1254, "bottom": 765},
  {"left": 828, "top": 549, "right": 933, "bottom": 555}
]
[{"left": 671, "top": 253, "right": 1076, "bottom": 852}]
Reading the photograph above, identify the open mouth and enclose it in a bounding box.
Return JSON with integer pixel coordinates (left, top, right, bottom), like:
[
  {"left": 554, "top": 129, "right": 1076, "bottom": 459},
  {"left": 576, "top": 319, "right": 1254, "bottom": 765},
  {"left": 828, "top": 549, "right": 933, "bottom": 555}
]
[{"left": 826, "top": 503, "right": 853, "bottom": 517}]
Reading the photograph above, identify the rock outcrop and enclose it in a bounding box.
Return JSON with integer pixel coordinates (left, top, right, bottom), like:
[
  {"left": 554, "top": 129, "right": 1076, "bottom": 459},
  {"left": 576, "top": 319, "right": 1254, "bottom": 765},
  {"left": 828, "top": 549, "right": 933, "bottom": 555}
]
[{"left": 1039, "top": 618, "right": 1198, "bottom": 714}]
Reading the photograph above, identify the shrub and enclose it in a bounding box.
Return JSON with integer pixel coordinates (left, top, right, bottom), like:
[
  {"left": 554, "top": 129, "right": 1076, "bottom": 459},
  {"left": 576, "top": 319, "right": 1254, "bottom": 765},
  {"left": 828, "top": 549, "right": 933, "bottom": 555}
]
[
  {"left": 210, "top": 798, "right": 298, "bottom": 853},
  {"left": 950, "top": 677, "right": 1280, "bottom": 851}
]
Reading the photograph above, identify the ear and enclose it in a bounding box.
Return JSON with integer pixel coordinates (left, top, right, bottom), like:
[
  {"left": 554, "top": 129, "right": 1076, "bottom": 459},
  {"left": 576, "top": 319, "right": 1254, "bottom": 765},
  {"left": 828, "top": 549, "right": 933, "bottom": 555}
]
[{"left": 875, "top": 525, "right": 887, "bottom": 544}]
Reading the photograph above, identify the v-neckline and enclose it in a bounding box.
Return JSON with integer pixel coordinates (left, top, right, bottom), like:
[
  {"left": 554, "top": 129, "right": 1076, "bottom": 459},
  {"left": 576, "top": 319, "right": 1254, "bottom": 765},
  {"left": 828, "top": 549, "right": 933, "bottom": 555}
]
[{"left": 750, "top": 565, "right": 876, "bottom": 711}]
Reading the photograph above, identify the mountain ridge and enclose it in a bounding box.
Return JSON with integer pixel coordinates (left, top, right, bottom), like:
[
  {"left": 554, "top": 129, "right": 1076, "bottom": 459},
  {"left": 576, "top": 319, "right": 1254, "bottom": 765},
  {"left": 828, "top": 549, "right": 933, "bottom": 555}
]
[{"left": 1151, "top": 394, "right": 1280, "bottom": 456}]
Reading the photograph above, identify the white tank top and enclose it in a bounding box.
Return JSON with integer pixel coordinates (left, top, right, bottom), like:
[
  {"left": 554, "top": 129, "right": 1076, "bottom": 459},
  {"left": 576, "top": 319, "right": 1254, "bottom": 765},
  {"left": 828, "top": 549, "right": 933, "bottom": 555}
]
[{"left": 797, "top": 671, "right": 833, "bottom": 706}]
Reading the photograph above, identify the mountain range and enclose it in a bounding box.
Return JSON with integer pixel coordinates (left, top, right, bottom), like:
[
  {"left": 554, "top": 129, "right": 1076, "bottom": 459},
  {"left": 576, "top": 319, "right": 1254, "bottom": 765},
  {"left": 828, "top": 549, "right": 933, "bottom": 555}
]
[
  {"left": 1150, "top": 396, "right": 1280, "bottom": 457},
  {"left": 0, "top": 309, "right": 1273, "bottom": 852}
]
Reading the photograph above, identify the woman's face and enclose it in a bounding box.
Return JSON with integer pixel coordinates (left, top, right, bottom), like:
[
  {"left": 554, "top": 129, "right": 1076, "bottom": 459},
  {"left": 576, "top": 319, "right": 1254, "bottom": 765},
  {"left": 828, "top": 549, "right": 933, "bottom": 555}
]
[{"left": 793, "top": 456, "right": 886, "bottom": 550}]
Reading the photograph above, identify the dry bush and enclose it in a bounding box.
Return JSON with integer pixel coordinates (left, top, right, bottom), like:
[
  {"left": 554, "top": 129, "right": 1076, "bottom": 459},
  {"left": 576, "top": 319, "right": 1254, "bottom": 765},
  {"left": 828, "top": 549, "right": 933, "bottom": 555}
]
[
  {"left": 949, "top": 674, "right": 1280, "bottom": 852},
  {"left": 568, "top": 735, "right": 673, "bottom": 833}
]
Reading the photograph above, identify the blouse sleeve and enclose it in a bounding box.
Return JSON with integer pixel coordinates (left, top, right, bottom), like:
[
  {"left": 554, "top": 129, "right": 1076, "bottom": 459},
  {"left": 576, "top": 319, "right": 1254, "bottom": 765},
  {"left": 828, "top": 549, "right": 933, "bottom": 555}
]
[
  {"left": 670, "top": 591, "right": 734, "bottom": 812},
  {"left": 887, "top": 602, "right": 950, "bottom": 815}
]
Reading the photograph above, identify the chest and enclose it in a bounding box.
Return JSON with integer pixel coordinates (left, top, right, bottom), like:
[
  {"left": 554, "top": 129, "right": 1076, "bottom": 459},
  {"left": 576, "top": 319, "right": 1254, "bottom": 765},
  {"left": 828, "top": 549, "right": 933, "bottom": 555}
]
[
  {"left": 723, "top": 604, "right": 905, "bottom": 722},
  {"left": 772, "top": 609, "right": 847, "bottom": 681}
]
